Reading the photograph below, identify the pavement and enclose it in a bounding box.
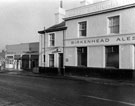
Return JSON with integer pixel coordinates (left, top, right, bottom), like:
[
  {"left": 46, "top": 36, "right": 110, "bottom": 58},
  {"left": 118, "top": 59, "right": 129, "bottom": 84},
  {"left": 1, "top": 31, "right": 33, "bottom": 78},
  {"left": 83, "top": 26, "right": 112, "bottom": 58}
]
[{"left": 0, "top": 69, "right": 135, "bottom": 87}]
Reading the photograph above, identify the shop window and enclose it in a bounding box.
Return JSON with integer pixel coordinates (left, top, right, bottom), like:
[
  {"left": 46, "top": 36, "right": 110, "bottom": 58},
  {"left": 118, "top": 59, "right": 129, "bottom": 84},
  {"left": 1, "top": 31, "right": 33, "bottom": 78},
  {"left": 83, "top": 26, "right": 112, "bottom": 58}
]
[
  {"left": 77, "top": 47, "right": 87, "bottom": 67},
  {"left": 79, "top": 21, "right": 87, "bottom": 37},
  {"left": 49, "top": 33, "right": 55, "bottom": 46},
  {"left": 108, "top": 16, "right": 119, "bottom": 34},
  {"left": 49, "top": 54, "right": 54, "bottom": 67},
  {"left": 106, "top": 46, "right": 119, "bottom": 68}
]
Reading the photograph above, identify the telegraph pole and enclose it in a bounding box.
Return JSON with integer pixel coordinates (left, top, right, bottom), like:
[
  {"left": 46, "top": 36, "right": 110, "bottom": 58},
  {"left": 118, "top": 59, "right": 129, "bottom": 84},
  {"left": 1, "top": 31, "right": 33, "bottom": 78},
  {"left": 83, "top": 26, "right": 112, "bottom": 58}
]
[{"left": 44, "top": 27, "right": 45, "bottom": 69}]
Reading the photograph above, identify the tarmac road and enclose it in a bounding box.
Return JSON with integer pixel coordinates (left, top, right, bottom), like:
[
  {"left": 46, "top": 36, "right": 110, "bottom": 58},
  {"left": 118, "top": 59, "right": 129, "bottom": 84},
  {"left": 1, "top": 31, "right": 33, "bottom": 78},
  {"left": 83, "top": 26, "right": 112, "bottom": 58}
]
[{"left": 0, "top": 72, "right": 134, "bottom": 106}]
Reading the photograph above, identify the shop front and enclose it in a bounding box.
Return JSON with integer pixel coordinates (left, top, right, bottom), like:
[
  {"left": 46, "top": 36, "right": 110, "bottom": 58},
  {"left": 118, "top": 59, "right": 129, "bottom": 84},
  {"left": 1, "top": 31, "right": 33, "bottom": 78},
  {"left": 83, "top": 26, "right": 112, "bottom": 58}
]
[{"left": 64, "top": 34, "right": 135, "bottom": 79}]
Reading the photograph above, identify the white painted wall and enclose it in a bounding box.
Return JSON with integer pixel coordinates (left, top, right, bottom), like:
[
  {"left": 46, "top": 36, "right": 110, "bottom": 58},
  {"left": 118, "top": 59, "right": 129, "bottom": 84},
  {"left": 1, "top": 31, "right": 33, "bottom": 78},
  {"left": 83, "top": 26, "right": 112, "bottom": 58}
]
[
  {"left": 39, "top": 30, "right": 64, "bottom": 67},
  {"left": 88, "top": 46, "right": 105, "bottom": 67},
  {"left": 65, "top": 6, "right": 135, "bottom": 69},
  {"left": 65, "top": 47, "right": 77, "bottom": 66},
  {"left": 119, "top": 45, "right": 134, "bottom": 69},
  {"left": 66, "top": 8, "right": 135, "bottom": 39}
]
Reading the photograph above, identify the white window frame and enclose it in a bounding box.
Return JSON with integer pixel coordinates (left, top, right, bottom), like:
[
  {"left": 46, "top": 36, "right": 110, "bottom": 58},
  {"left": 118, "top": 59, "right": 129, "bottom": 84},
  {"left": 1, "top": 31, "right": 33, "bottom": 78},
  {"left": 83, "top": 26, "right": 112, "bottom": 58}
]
[
  {"left": 49, "top": 33, "right": 55, "bottom": 47},
  {"left": 78, "top": 21, "right": 87, "bottom": 37},
  {"left": 107, "top": 15, "right": 120, "bottom": 35},
  {"left": 49, "top": 54, "right": 54, "bottom": 67}
]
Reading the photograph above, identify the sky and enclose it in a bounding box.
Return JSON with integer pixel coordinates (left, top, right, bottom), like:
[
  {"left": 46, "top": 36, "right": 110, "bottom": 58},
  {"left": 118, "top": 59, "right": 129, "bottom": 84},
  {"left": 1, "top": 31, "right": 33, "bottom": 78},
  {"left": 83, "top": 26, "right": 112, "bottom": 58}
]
[{"left": 0, "top": 0, "right": 81, "bottom": 51}]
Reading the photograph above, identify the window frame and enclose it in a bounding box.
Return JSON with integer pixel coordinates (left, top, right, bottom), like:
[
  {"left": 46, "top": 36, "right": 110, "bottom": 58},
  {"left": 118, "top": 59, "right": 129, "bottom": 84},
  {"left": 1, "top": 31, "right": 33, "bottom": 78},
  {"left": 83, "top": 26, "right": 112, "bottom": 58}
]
[
  {"left": 105, "top": 45, "right": 119, "bottom": 68},
  {"left": 49, "top": 33, "right": 55, "bottom": 47},
  {"left": 49, "top": 54, "right": 54, "bottom": 67},
  {"left": 77, "top": 47, "right": 87, "bottom": 67},
  {"left": 108, "top": 15, "right": 120, "bottom": 34},
  {"left": 78, "top": 21, "right": 87, "bottom": 37}
]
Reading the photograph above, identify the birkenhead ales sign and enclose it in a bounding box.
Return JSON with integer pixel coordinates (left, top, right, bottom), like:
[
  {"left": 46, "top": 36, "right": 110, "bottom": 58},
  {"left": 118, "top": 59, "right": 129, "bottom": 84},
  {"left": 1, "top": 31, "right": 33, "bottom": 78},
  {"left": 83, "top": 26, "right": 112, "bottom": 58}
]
[{"left": 65, "top": 34, "right": 135, "bottom": 47}]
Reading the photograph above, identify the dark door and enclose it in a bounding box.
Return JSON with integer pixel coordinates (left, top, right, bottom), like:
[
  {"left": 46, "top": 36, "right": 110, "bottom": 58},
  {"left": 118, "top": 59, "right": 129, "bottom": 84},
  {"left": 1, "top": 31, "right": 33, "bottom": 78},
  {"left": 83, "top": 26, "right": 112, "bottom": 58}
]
[{"left": 59, "top": 53, "right": 63, "bottom": 68}]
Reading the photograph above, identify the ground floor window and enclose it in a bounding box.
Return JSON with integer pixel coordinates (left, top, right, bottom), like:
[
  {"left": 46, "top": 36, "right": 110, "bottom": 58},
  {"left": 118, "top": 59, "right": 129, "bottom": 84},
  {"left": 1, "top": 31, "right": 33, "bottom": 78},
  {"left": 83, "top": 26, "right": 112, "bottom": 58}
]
[
  {"left": 49, "top": 54, "right": 54, "bottom": 67},
  {"left": 77, "top": 47, "right": 87, "bottom": 67},
  {"left": 105, "top": 46, "right": 119, "bottom": 68}
]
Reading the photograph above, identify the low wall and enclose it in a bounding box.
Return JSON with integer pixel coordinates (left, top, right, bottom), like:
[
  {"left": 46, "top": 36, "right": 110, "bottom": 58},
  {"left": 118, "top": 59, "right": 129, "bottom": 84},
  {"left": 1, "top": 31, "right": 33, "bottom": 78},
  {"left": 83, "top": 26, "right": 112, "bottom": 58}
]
[
  {"left": 39, "top": 66, "right": 134, "bottom": 80},
  {"left": 65, "top": 66, "right": 134, "bottom": 80},
  {"left": 39, "top": 67, "right": 59, "bottom": 76}
]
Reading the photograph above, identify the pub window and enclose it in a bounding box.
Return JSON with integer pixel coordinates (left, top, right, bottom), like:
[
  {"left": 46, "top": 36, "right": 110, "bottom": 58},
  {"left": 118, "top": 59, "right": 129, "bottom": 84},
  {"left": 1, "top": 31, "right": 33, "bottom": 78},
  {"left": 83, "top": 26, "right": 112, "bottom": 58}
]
[
  {"left": 106, "top": 46, "right": 119, "bottom": 68},
  {"left": 77, "top": 47, "right": 87, "bottom": 67},
  {"left": 49, "top": 33, "right": 55, "bottom": 46},
  {"left": 79, "top": 21, "right": 87, "bottom": 37},
  {"left": 108, "top": 16, "right": 119, "bottom": 34},
  {"left": 49, "top": 54, "right": 54, "bottom": 67}
]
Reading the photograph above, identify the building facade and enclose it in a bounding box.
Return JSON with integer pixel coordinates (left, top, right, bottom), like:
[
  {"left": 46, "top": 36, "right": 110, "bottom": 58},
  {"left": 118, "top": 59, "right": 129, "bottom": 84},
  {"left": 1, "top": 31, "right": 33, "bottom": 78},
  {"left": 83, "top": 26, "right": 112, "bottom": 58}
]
[
  {"left": 5, "top": 42, "right": 39, "bottom": 70},
  {"left": 38, "top": 22, "right": 67, "bottom": 69},
  {"left": 38, "top": 3, "right": 67, "bottom": 70},
  {"left": 64, "top": 0, "right": 135, "bottom": 69}
]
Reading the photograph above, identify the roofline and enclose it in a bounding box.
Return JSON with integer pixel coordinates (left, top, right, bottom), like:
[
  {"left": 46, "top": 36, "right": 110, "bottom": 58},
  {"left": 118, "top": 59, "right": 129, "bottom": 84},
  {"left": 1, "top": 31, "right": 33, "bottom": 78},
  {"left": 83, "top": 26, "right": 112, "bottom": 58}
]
[
  {"left": 64, "top": 3, "right": 135, "bottom": 21},
  {"left": 38, "top": 27, "right": 67, "bottom": 34},
  {"left": 38, "top": 30, "right": 45, "bottom": 34},
  {"left": 46, "top": 27, "right": 67, "bottom": 33}
]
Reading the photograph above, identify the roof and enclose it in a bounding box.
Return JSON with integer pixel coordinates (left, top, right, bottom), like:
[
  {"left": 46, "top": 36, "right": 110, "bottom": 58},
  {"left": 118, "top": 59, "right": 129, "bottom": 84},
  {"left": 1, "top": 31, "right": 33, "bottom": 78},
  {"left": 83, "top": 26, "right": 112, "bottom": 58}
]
[
  {"left": 38, "top": 21, "right": 67, "bottom": 34},
  {"left": 65, "top": 0, "right": 135, "bottom": 21}
]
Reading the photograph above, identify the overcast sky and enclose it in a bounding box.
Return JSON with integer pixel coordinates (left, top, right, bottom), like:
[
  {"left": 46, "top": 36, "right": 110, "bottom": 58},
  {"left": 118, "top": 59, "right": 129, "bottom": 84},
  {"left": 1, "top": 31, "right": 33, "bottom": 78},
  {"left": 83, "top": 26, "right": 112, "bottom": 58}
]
[{"left": 0, "top": 0, "right": 81, "bottom": 51}]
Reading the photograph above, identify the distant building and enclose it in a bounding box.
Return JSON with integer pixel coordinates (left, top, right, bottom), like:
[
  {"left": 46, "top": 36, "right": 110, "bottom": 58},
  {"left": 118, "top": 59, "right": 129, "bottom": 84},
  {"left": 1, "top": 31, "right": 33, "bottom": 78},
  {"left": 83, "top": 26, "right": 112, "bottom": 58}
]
[
  {"left": 5, "top": 42, "right": 39, "bottom": 70},
  {"left": 0, "top": 50, "right": 5, "bottom": 70}
]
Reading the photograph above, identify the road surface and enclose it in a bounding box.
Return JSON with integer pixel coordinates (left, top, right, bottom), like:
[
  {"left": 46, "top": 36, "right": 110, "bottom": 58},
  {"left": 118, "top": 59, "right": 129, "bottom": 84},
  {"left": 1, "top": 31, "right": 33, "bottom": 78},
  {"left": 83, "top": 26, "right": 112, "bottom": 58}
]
[{"left": 0, "top": 72, "right": 134, "bottom": 106}]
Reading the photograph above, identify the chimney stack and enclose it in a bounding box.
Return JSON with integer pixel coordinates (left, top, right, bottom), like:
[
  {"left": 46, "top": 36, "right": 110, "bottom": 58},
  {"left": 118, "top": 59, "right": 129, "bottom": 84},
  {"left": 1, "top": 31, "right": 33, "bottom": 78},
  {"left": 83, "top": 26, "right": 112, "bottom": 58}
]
[
  {"left": 55, "top": 0, "right": 65, "bottom": 24},
  {"left": 80, "top": 0, "right": 93, "bottom": 6},
  {"left": 60, "top": 0, "right": 63, "bottom": 8}
]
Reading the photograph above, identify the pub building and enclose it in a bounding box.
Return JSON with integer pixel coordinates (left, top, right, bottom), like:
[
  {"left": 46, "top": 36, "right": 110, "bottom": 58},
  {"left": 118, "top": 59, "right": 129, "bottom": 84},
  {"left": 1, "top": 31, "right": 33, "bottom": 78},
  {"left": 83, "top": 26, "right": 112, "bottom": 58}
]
[
  {"left": 38, "top": 1, "right": 67, "bottom": 74},
  {"left": 63, "top": 0, "right": 135, "bottom": 78}
]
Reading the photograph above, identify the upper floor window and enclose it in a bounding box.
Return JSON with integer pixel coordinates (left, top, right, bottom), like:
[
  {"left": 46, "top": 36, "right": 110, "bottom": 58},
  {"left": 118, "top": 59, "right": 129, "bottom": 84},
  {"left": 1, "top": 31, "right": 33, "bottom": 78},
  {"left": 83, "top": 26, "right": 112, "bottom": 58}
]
[
  {"left": 108, "top": 16, "right": 119, "bottom": 34},
  {"left": 79, "top": 21, "right": 87, "bottom": 37},
  {"left": 49, "top": 33, "right": 55, "bottom": 46}
]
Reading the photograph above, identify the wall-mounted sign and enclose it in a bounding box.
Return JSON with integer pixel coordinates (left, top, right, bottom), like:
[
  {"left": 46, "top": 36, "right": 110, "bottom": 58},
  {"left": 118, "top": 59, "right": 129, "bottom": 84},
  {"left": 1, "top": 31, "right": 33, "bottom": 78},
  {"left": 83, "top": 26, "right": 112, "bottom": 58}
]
[
  {"left": 65, "top": 34, "right": 135, "bottom": 47},
  {"left": 52, "top": 48, "right": 61, "bottom": 53}
]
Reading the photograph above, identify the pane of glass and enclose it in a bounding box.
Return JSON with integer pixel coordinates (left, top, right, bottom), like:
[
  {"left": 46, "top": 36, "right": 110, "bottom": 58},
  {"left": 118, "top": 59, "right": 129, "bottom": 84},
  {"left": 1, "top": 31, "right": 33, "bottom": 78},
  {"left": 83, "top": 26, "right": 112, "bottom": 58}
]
[
  {"left": 109, "top": 16, "right": 119, "bottom": 33},
  {"left": 79, "top": 21, "right": 86, "bottom": 36},
  {"left": 49, "top": 54, "right": 54, "bottom": 67},
  {"left": 52, "top": 34, "right": 54, "bottom": 39},
  {"left": 106, "top": 46, "right": 119, "bottom": 68},
  {"left": 77, "top": 47, "right": 87, "bottom": 66},
  {"left": 82, "top": 30, "right": 86, "bottom": 36}
]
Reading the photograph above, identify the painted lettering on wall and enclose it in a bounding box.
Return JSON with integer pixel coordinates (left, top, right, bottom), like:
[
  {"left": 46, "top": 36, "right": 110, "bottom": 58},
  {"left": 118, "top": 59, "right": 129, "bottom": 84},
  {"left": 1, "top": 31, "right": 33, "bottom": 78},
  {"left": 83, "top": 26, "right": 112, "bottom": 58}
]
[
  {"left": 71, "top": 38, "right": 110, "bottom": 45},
  {"left": 68, "top": 35, "right": 135, "bottom": 46}
]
